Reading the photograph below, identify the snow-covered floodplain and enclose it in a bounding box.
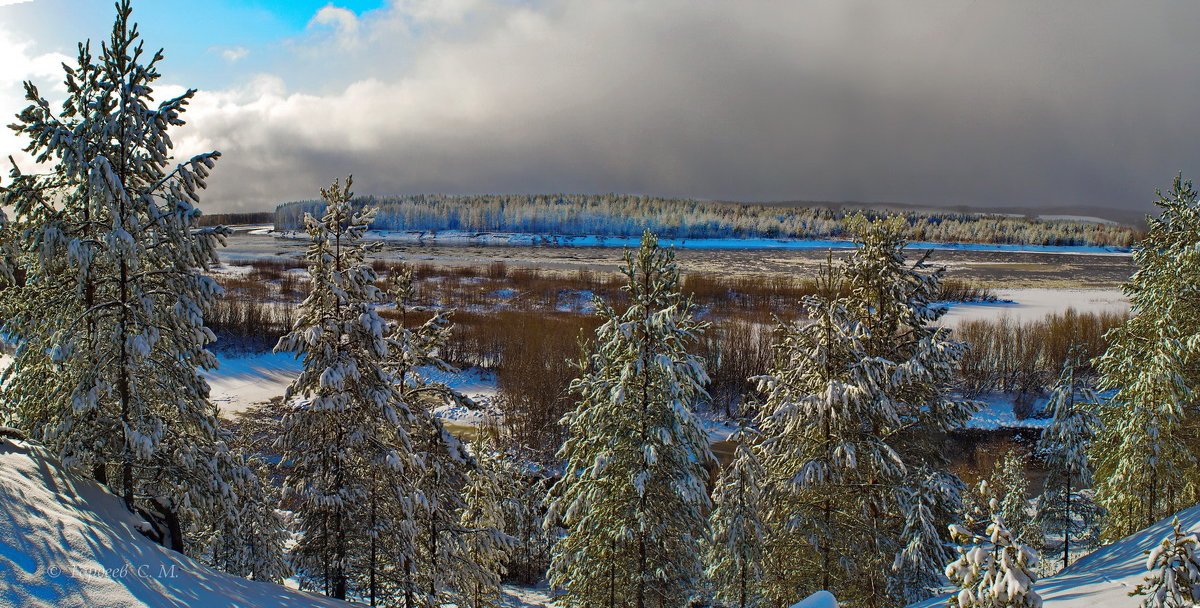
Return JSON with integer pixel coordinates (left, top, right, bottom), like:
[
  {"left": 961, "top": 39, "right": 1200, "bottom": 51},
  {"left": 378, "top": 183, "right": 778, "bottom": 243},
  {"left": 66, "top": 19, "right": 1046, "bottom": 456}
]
[
  {"left": 204, "top": 350, "right": 746, "bottom": 443},
  {"left": 911, "top": 503, "right": 1200, "bottom": 608},
  {"left": 0, "top": 439, "right": 351, "bottom": 608},
  {"left": 938, "top": 288, "right": 1129, "bottom": 326},
  {"left": 218, "top": 227, "right": 1135, "bottom": 288}
]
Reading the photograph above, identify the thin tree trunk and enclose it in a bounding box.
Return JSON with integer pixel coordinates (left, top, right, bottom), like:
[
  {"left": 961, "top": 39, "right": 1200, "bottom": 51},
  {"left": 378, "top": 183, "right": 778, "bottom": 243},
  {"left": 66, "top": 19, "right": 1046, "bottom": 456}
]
[
  {"left": 636, "top": 265, "right": 652, "bottom": 608},
  {"left": 370, "top": 473, "right": 378, "bottom": 606},
  {"left": 118, "top": 226, "right": 133, "bottom": 508},
  {"left": 323, "top": 517, "right": 331, "bottom": 596},
  {"left": 113, "top": 50, "right": 138, "bottom": 512},
  {"left": 405, "top": 557, "right": 415, "bottom": 608},
  {"left": 1063, "top": 466, "right": 1071, "bottom": 569},
  {"left": 332, "top": 506, "right": 347, "bottom": 599},
  {"left": 821, "top": 308, "right": 833, "bottom": 593}
]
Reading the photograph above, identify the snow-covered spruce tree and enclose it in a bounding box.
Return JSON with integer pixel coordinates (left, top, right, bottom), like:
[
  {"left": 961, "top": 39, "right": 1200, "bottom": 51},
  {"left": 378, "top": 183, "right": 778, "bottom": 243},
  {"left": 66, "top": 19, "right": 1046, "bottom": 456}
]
[
  {"left": 382, "top": 264, "right": 478, "bottom": 608},
  {"left": 990, "top": 449, "right": 1040, "bottom": 550},
  {"left": 1035, "top": 349, "right": 1101, "bottom": 569},
  {"left": 275, "top": 177, "right": 413, "bottom": 601},
  {"left": 546, "top": 231, "right": 715, "bottom": 608},
  {"left": 960, "top": 479, "right": 994, "bottom": 537},
  {"left": 846, "top": 215, "right": 979, "bottom": 602},
  {"left": 456, "top": 439, "right": 518, "bottom": 608},
  {"left": 945, "top": 496, "right": 1043, "bottom": 608},
  {"left": 706, "top": 429, "right": 768, "bottom": 608},
  {"left": 1093, "top": 175, "right": 1200, "bottom": 540},
  {"left": 892, "top": 468, "right": 966, "bottom": 605},
  {"left": 0, "top": 0, "right": 283, "bottom": 573},
  {"left": 507, "top": 456, "right": 554, "bottom": 586},
  {"left": 1131, "top": 518, "right": 1200, "bottom": 608},
  {"left": 755, "top": 262, "right": 902, "bottom": 605},
  {"left": 755, "top": 217, "right": 976, "bottom": 607},
  {"left": 197, "top": 449, "right": 292, "bottom": 582}
]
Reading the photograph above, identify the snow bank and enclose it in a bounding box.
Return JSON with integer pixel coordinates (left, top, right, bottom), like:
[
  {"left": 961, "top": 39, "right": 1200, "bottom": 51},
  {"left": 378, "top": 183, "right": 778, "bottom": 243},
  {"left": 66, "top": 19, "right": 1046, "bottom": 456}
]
[
  {"left": 790, "top": 590, "right": 839, "bottom": 608},
  {"left": 205, "top": 350, "right": 303, "bottom": 415},
  {"left": 912, "top": 503, "right": 1200, "bottom": 608},
  {"left": 208, "top": 349, "right": 499, "bottom": 417},
  {"left": 0, "top": 439, "right": 350, "bottom": 608},
  {"left": 939, "top": 288, "right": 1129, "bottom": 326}
]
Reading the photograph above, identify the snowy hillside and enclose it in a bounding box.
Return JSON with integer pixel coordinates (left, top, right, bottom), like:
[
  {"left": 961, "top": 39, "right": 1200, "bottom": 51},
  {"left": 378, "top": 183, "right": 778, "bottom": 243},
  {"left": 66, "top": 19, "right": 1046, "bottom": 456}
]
[
  {"left": 0, "top": 438, "right": 351, "bottom": 608},
  {"left": 913, "top": 503, "right": 1200, "bottom": 607}
]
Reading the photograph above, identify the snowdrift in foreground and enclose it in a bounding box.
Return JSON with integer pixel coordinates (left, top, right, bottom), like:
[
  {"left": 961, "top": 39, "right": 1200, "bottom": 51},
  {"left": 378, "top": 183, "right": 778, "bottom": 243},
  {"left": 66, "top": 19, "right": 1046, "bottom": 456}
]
[
  {"left": 912, "top": 503, "right": 1200, "bottom": 607},
  {"left": 0, "top": 439, "right": 349, "bottom": 608},
  {"left": 790, "top": 590, "right": 839, "bottom": 608}
]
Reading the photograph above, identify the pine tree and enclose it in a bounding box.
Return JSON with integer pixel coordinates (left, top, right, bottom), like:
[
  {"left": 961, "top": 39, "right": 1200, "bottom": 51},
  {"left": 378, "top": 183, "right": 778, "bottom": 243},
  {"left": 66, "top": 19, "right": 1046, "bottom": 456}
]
[
  {"left": 892, "top": 469, "right": 965, "bottom": 604},
  {"left": 0, "top": 0, "right": 281, "bottom": 573},
  {"left": 382, "top": 264, "right": 477, "bottom": 608},
  {"left": 755, "top": 217, "right": 976, "bottom": 607},
  {"left": 706, "top": 430, "right": 768, "bottom": 608},
  {"left": 275, "top": 177, "right": 413, "bottom": 601},
  {"left": 755, "top": 261, "right": 901, "bottom": 603},
  {"left": 546, "top": 231, "right": 714, "bottom": 608},
  {"left": 1131, "top": 518, "right": 1200, "bottom": 608},
  {"left": 457, "top": 440, "right": 517, "bottom": 608},
  {"left": 945, "top": 493, "right": 1043, "bottom": 608},
  {"left": 506, "top": 455, "right": 554, "bottom": 586},
  {"left": 990, "top": 450, "right": 1040, "bottom": 550},
  {"left": 197, "top": 449, "right": 292, "bottom": 582},
  {"left": 1093, "top": 175, "right": 1200, "bottom": 539},
  {"left": 960, "top": 480, "right": 994, "bottom": 537},
  {"left": 1036, "top": 350, "right": 1101, "bottom": 569}
]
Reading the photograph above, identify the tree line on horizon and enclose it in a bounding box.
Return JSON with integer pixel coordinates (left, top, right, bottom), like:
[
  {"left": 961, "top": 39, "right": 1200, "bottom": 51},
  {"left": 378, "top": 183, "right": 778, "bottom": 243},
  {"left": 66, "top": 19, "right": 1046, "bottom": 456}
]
[{"left": 273, "top": 193, "right": 1139, "bottom": 249}]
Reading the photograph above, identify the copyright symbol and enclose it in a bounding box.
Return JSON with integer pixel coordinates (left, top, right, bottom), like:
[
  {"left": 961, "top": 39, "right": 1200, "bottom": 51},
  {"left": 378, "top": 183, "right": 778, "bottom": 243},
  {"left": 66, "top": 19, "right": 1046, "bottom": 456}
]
[{"left": 46, "top": 566, "right": 60, "bottom": 578}]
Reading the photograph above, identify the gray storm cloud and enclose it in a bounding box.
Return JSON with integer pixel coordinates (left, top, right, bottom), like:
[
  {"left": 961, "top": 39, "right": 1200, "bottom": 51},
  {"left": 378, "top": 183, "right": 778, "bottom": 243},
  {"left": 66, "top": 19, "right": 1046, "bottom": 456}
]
[{"left": 20, "top": 0, "right": 1200, "bottom": 215}]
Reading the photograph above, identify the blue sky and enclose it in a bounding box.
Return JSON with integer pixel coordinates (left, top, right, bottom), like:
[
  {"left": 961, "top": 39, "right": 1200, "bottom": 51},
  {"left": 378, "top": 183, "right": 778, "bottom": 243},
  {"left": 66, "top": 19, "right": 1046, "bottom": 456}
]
[
  {"left": 2, "top": 0, "right": 1200, "bottom": 215},
  {"left": 1, "top": 0, "right": 390, "bottom": 90}
]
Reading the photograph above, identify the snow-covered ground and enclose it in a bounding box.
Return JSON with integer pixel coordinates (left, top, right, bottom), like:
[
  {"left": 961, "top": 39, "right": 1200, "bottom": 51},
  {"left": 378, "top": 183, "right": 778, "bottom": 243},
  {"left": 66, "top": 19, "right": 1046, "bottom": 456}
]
[
  {"left": 204, "top": 350, "right": 304, "bottom": 415},
  {"left": 966, "top": 394, "right": 1050, "bottom": 430},
  {"left": 497, "top": 586, "right": 839, "bottom": 608},
  {"left": 500, "top": 585, "right": 558, "bottom": 608},
  {"left": 10, "top": 399, "right": 1191, "bottom": 608},
  {"left": 912, "top": 503, "right": 1200, "bottom": 608},
  {"left": 203, "top": 355, "right": 1062, "bottom": 435},
  {"left": 939, "top": 288, "right": 1129, "bottom": 326},
  {"left": 206, "top": 349, "right": 748, "bottom": 448},
  {"left": 793, "top": 591, "right": 839, "bottom": 608},
  {"left": 265, "top": 229, "right": 1131, "bottom": 255},
  {"left": 0, "top": 439, "right": 350, "bottom": 608},
  {"left": 696, "top": 410, "right": 743, "bottom": 444},
  {"left": 207, "top": 351, "right": 498, "bottom": 417}
]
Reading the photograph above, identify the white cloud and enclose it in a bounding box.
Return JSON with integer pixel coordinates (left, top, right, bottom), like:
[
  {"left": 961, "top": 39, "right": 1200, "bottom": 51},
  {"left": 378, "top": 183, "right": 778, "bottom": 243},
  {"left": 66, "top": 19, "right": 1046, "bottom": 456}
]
[
  {"left": 210, "top": 45, "right": 249, "bottom": 63},
  {"left": 0, "top": 22, "right": 71, "bottom": 182},
  {"left": 306, "top": 4, "right": 362, "bottom": 51},
  {"left": 10, "top": 0, "right": 1200, "bottom": 215}
]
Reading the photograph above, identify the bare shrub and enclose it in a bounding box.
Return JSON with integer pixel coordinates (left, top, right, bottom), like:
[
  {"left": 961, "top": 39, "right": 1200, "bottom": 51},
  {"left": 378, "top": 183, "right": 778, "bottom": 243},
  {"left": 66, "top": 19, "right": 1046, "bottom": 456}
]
[
  {"left": 937, "top": 279, "right": 997, "bottom": 302},
  {"left": 699, "top": 315, "right": 777, "bottom": 418},
  {"left": 953, "top": 308, "right": 1128, "bottom": 400}
]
